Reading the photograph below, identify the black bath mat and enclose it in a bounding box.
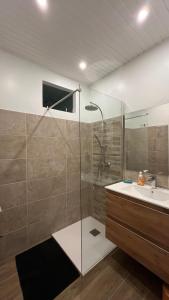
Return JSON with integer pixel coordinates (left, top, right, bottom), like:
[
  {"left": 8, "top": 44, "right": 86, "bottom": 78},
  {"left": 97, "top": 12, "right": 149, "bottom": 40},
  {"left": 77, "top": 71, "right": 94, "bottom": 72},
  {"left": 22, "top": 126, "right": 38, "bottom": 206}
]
[{"left": 15, "top": 238, "right": 80, "bottom": 300}]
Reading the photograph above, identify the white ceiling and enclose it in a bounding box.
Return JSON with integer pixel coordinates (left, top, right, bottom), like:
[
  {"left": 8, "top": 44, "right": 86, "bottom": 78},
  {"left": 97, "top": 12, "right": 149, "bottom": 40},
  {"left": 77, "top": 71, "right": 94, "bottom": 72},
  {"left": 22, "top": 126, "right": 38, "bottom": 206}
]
[{"left": 0, "top": 0, "right": 169, "bottom": 84}]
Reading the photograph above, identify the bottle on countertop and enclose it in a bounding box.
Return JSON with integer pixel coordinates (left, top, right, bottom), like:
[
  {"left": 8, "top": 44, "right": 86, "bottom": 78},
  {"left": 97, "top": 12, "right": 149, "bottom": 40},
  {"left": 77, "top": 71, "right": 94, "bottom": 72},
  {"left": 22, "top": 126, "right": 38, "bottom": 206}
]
[{"left": 137, "top": 171, "right": 145, "bottom": 186}]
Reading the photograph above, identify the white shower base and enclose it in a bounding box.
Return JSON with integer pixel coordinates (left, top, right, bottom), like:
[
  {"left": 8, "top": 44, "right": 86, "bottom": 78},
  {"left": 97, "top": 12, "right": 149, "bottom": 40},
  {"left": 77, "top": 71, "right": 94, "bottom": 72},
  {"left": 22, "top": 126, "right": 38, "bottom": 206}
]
[{"left": 52, "top": 216, "right": 116, "bottom": 275}]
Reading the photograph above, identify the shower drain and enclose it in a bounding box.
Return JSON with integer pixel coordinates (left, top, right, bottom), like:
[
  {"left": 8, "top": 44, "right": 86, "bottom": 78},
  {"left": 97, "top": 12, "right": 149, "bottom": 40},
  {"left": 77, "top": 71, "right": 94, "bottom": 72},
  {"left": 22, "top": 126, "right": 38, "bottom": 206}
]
[{"left": 90, "top": 229, "right": 101, "bottom": 237}]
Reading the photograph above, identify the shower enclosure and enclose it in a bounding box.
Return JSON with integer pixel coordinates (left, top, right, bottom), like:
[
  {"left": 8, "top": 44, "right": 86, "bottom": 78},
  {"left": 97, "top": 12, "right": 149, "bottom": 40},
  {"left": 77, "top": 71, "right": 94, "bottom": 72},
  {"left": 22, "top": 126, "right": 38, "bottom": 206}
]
[
  {"left": 52, "top": 86, "right": 124, "bottom": 276},
  {"left": 80, "top": 88, "right": 124, "bottom": 274}
]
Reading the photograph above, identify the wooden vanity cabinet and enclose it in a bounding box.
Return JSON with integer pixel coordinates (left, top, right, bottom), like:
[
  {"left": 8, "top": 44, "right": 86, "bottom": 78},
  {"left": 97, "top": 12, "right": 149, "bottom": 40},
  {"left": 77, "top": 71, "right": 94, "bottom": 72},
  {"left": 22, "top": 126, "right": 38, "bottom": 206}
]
[{"left": 106, "top": 189, "right": 169, "bottom": 285}]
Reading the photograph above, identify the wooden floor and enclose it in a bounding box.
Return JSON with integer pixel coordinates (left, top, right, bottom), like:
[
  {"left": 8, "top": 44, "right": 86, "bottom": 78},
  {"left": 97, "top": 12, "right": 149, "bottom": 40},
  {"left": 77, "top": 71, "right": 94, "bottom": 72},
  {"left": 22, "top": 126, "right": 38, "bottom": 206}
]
[{"left": 0, "top": 248, "right": 162, "bottom": 300}]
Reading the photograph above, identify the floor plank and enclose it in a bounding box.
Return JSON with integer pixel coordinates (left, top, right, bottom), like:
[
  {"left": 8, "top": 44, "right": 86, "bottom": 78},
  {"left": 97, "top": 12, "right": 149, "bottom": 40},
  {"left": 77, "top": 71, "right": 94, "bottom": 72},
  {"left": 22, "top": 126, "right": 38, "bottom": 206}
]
[{"left": 0, "top": 248, "right": 162, "bottom": 300}]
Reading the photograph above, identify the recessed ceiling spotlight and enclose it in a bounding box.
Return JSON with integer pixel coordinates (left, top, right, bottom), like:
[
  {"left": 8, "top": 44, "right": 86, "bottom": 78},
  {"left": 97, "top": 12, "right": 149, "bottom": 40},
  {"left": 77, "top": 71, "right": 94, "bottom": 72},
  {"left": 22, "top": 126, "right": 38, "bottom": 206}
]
[
  {"left": 137, "top": 6, "right": 150, "bottom": 24},
  {"left": 79, "top": 61, "right": 87, "bottom": 70},
  {"left": 36, "top": 0, "right": 48, "bottom": 11}
]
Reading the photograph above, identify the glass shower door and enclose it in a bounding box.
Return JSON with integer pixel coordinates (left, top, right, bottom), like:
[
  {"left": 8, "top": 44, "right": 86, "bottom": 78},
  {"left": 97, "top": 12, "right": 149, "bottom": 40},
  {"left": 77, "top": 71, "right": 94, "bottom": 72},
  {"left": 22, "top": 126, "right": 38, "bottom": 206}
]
[{"left": 80, "top": 88, "right": 124, "bottom": 275}]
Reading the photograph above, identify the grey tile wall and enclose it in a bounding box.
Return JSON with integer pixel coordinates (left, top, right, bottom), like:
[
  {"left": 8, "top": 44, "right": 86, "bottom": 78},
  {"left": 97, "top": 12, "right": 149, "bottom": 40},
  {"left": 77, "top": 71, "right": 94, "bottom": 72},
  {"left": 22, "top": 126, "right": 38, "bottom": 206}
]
[{"left": 0, "top": 109, "right": 82, "bottom": 263}]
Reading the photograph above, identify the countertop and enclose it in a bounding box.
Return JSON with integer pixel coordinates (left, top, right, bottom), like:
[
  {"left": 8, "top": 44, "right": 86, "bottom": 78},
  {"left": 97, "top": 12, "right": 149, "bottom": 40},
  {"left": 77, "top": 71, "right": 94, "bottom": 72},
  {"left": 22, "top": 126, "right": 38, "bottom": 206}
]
[{"left": 105, "top": 181, "right": 169, "bottom": 210}]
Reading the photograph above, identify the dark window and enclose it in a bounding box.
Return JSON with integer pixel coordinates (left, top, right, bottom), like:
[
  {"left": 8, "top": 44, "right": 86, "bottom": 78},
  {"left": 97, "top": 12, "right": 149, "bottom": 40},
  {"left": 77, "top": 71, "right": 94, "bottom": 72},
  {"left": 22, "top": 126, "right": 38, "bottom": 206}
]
[{"left": 43, "top": 82, "right": 74, "bottom": 113}]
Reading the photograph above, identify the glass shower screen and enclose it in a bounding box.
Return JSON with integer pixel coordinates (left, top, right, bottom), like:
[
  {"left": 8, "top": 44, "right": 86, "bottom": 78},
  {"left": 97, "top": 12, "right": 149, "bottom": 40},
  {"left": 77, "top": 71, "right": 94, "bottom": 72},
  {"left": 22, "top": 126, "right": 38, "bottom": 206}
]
[{"left": 80, "top": 88, "right": 124, "bottom": 275}]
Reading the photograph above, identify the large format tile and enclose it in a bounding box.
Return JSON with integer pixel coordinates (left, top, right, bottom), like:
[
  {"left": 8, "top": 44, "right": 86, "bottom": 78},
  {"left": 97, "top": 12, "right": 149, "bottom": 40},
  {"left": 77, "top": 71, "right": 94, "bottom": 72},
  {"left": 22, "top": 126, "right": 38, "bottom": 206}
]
[
  {"left": 27, "top": 136, "right": 66, "bottom": 160},
  {"left": 65, "top": 189, "right": 81, "bottom": 226},
  {"left": 28, "top": 197, "right": 54, "bottom": 224},
  {"left": 28, "top": 219, "right": 52, "bottom": 247},
  {"left": 66, "top": 120, "right": 79, "bottom": 139},
  {"left": 80, "top": 122, "right": 93, "bottom": 139},
  {"left": 67, "top": 171, "right": 80, "bottom": 193},
  {"left": 28, "top": 194, "right": 66, "bottom": 246},
  {"left": 0, "top": 181, "right": 26, "bottom": 210},
  {"left": 81, "top": 186, "right": 93, "bottom": 218},
  {"left": 27, "top": 158, "right": 66, "bottom": 179},
  {"left": 0, "top": 136, "right": 26, "bottom": 159},
  {"left": 27, "top": 173, "right": 66, "bottom": 202},
  {"left": 3, "top": 228, "right": 28, "bottom": 259},
  {"left": 0, "top": 159, "right": 26, "bottom": 185},
  {"left": 67, "top": 154, "right": 80, "bottom": 174},
  {"left": 0, "top": 205, "right": 27, "bottom": 235},
  {"left": 0, "top": 110, "right": 26, "bottom": 136},
  {"left": 81, "top": 137, "right": 93, "bottom": 155},
  {"left": 26, "top": 114, "right": 66, "bottom": 138},
  {"left": 28, "top": 194, "right": 66, "bottom": 225},
  {"left": 65, "top": 121, "right": 80, "bottom": 156},
  {"left": 49, "top": 208, "right": 66, "bottom": 234},
  {"left": 66, "top": 138, "right": 80, "bottom": 156}
]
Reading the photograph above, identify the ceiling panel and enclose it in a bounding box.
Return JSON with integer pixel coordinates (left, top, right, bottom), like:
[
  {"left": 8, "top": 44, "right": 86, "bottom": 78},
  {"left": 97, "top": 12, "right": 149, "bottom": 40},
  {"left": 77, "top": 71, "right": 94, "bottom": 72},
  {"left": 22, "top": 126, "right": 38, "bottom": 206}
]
[{"left": 0, "top": 0, "right": 169, "bottom": 84}]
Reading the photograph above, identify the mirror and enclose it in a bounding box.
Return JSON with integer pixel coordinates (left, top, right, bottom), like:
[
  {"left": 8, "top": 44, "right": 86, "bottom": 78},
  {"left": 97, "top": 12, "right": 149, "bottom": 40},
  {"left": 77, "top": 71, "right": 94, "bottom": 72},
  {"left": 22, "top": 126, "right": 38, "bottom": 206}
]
[{"left": 125, "top": 102, "right": 169, "bottom": 187}]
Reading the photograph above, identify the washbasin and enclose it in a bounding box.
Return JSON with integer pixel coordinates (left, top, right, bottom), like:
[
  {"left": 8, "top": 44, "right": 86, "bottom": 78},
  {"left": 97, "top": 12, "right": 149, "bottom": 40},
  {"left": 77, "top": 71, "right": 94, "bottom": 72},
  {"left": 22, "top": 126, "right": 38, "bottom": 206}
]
[
  {"left": 122, "top": 184, "right": 169, "bottom": 201},
  {"left": 105, "top": 182, "right": 169, "bottom": 209}
]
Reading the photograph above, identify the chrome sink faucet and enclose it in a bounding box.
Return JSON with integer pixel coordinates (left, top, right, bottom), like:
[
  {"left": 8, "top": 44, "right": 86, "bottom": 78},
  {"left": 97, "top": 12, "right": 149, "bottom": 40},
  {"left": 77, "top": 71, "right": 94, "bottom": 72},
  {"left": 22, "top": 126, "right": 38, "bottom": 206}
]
[{"left": 143, "top": 170, "right": 157, "bottom": 189}]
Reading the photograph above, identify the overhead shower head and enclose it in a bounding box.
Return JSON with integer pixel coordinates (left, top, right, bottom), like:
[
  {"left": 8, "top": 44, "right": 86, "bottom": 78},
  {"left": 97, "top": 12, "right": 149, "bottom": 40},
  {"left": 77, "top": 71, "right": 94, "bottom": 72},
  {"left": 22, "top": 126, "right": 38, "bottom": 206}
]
[
  {"left": 85, "top": 101, "right": 104, "bottom": 128},
  {"left": 85, "top": 104, "right": 98, "bottom": 111}
]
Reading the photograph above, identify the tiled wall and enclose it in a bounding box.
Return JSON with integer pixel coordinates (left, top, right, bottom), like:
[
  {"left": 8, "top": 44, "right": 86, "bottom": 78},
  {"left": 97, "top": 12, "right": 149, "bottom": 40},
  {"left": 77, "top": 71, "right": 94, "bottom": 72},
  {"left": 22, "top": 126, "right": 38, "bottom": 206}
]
[
  {"left": 0, "top": 109, "right": 83, "bottom": 262},
  {"left": 80, "top": 123, "right": 93, "bottom": 219},
  {"left": 0, "top": 109, "right": 123, "bottom": 262},
  {"left": 91, "top": 116, "right": 123, "bottom": 224},
  {"left": 92, "top": 117, "right": 123, "bottom": 184},
  {"left": 125, "top": 125, "right": 168, "bottom": 188}
]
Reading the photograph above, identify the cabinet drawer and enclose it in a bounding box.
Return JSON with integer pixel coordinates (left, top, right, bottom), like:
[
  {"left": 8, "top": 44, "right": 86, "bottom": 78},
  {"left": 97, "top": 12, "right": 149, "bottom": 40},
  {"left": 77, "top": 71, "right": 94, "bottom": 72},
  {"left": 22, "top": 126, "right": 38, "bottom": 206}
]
[
  {"left": 107, "top": 192, "right": 169, "bottom": 251},
  {"left": 106, "top": 217, "right": 169, "bottom": 284}
]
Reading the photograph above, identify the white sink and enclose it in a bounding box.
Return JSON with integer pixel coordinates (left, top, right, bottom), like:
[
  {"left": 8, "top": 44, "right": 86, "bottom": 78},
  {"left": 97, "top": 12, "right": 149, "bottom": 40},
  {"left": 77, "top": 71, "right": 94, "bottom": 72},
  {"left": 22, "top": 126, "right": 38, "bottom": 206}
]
[
  {"left": 105, "top": 182, "right": 169, "bottom": 209},
  {"left": 122, "top": 184, "right": 169, "bottom": 201}
]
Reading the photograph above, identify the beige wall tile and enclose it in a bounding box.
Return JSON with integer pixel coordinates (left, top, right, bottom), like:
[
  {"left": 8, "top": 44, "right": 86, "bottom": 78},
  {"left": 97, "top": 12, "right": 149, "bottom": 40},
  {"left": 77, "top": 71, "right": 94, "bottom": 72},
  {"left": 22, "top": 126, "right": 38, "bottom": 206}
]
[
  {"left": 28, "top": 194, "right": 67, "bottom": 247},
  {"left": 3, "top": 228, "right": 28, "bottom": 258},
  {"left": 81, "top": 186, "right": 93, "bottom": 218},
  {"left": 91, "top": 184, "right": 106, "bottom": 224},
  {"left": 0, "top": 181, "right": 26, "bottom": 210},
  {"left": 0, "top": 136, "right": 26, "bottom": 159},
  {"left": 0, "top": 159, "right": 26, "bottom": 185},
  {"left": 28, "top": 194, "right": 66, "bottom": 225},
  {"left": 0, "top": 110, "right": 26, "bottom": 136},
  {"left": 0, "top": 206, "right": 27, "bottom": 235},
  {"left": 27, "top": 158, "right": 66, "bottom": 179},
  {"left": 66, "top": 120, "right": 79, "bottom": 139},
  {"left": 67, "top": 154, "right": 80, "bottom": 174},
  {"left": 27, "top": 174, "right": 66, "bottom": 202},
  {"left": 67, "top": 138, "right": 80, "bottom": 156},
  {"left": 26, "top": 114, "right": 66, "bottom": 138},
  {"left": 67, "top": 171, "right": 80, "bottom": 193},
  {"left": 28, "top": 197, "right": 54, "bottom": 224},
  {"left": 27, "top": 136, "right": 66, "bottom": 160},
  {"left": 28, "top": 219, "right": 51, "bottom": 247},
  {"left": 50, "top": 211, "right": 66, "bottom": 233},
  {"left": 0, "top": 110, "right": 84, "bottom": 261}
]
